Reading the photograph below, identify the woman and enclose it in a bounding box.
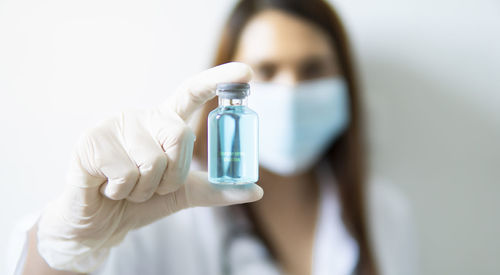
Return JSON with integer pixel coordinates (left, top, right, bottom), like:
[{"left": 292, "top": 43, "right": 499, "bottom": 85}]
[
  {"left": 14, "top": 0, "right": 415, "bottom": 275},
  {"left": 195, "top": 0, "right": 376, "bottom": 274}
]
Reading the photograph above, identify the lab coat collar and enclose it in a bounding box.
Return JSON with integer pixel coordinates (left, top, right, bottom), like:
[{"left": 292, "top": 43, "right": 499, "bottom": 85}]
[{"left": 222, "top": 160, "right": 360, "bottom": 275}]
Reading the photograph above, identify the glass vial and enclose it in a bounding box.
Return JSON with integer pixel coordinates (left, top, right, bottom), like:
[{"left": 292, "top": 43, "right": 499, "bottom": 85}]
[{"left": 208, "top": 83, "right": 258, "bottom": 185}]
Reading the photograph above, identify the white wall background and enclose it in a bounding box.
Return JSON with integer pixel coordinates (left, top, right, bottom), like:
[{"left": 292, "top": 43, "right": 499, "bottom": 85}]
[
  {"left": 334, "top": 1, "right": 500, "bottom": 274},
  {"left": 1, "top": 0, "right": 499, "bottom": 274}
]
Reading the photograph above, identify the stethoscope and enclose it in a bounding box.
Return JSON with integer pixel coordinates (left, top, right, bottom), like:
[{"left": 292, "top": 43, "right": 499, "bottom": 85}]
[
  {"left": 221, "top": 225, "right": 249, "bottom": 275},
  {"left": 219, "top": 206, "right": 263, "bottom": 275}
]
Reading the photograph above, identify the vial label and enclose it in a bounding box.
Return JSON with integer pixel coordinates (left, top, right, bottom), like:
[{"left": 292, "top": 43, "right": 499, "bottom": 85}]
[{"left": 220, "top": 151, "right": 245, "bottom": 162}]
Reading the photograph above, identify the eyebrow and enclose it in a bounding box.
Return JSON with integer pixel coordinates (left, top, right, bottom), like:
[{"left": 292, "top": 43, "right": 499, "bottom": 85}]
[
  {"left": 253, "top": 53, "right": 334, "bottom": 67},
  {"left": 301, "top": 56, "right": 330, "bottom": 66}
]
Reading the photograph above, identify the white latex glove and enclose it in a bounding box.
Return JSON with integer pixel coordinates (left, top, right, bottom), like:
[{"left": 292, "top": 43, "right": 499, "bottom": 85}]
[{"left": 37, "top": 62, "right": 263, "bottom": 273}]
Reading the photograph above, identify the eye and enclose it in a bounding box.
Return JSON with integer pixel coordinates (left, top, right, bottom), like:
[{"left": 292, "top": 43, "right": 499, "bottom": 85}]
[
  {"left": 255, "top": 62, "right": 277, "bottom": 81},
  {"left": 298, "top": 58, "right": 333, "bottom": 80}
]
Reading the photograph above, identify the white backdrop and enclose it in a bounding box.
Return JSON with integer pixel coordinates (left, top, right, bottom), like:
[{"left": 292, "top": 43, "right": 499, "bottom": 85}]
[{"left": 1, "top": 0, "right": 499, "bottom": 274}]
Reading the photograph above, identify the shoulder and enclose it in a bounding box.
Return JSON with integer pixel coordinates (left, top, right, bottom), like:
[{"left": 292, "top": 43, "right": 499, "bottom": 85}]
[{"left": 366, "top": 178, "right": 419, "bottom": 275}]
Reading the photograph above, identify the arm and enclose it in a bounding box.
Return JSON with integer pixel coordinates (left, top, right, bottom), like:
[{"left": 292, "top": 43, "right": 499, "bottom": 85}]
[{"left": 22, "top": 224, "right": 82, "bottom": 275}]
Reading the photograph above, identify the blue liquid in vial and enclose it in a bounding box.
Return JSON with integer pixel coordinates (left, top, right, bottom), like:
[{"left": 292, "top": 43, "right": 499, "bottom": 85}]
[{"left": 208, "top": 105, "right": 258, "bottom": 184}]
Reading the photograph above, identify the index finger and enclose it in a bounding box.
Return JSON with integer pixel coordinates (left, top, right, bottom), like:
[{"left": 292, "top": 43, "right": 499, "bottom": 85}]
[{"left": 164, "top": 62, "right": 253, "bottom": 121}]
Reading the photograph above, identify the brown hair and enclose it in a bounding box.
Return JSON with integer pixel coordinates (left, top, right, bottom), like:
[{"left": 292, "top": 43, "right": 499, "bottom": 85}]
[{"left": 193, "top": 0, "right": 378, "bottom": 274}]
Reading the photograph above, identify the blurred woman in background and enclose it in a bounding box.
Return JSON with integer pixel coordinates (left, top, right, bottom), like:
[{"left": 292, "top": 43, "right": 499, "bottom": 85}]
[{"left": 194, "top": 0, "right": 378, "bottom": 274}]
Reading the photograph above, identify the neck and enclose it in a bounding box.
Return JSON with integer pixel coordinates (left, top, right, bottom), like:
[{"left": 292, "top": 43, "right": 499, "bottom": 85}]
[
  {"left": 248, "top": 167, "right": 320, "bottom": 275},
  {"left": 259, "top": 168, "right": 316, "bottom": 196},
  {"left": 219, "top": 97, "right": 247, "bottom": 106},
  {"left": 250, "top": 167, "right": 319, "bottom": 216}
]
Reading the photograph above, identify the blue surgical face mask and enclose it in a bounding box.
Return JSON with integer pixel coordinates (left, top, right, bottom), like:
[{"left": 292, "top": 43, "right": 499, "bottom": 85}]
[{"left": 249, "top": 77, "right": 350, "bottom": 176}]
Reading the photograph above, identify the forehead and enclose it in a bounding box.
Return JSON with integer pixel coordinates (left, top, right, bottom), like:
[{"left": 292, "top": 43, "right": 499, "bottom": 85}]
[{"left": 234, "top": 9, "right": 335, "bottom": 63}]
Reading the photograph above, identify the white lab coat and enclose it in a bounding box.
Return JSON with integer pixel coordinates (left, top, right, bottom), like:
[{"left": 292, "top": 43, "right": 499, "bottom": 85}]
[{"left": 8, "top": 162, "right": 417, "bottom": 275}]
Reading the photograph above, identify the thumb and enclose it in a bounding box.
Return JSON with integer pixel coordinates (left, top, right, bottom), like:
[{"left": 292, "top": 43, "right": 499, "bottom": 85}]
[{"left": 163, "top": 62, "right": 253, "bottom": 122}]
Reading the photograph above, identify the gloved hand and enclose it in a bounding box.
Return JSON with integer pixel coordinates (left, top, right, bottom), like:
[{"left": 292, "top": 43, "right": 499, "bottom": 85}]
[{"left": 36, "top": 62, "right": 263, "bottom": 273}]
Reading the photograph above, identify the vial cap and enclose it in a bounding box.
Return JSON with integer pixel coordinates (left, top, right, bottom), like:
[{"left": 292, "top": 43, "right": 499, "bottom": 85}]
[{"left": 216, "top": 82, "right": 250, "bottom": 99}]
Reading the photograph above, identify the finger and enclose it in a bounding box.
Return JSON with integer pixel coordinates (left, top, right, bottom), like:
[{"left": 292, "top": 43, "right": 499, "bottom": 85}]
[
  {"left": 155, "top": 121, "right": 196, "bottom": 195},
  {"left": 63, "top": 150, "right": 106, "bottom": 213},
  {"left": 81, "top": 118, "right": 140, "bottom": 200},
  {"left": 123, "top": 171, "right": 263, "bottom": 228},
  {"left": 121, "top": 112, "right": 168, "bottom": 203},
  {"left": 164, "top": 62, "right": 253, "bottom": 121},
  {"left": 172, "top": 171, "right": 264, "bottom": 209}
]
